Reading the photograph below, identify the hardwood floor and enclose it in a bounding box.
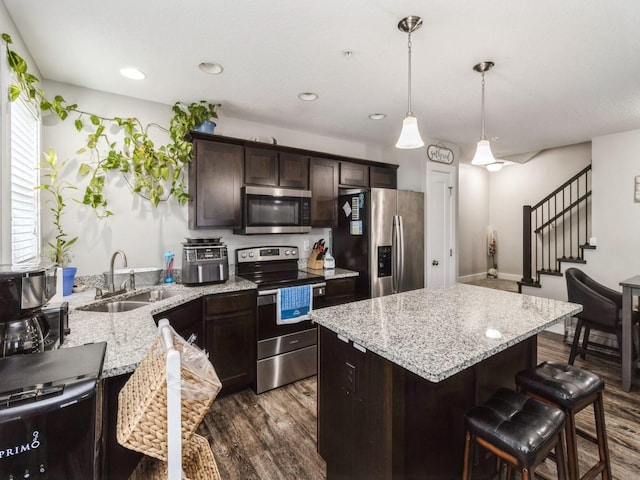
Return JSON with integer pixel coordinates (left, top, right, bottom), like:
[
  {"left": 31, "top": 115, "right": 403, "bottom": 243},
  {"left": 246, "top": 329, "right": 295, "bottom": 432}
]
[{"left": 198, "top": 333, "right": 640, "bottom": 479}]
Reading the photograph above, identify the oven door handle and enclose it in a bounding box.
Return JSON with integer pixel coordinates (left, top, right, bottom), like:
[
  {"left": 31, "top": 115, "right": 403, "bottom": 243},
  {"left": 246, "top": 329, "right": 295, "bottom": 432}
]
[{"left": 257, "top": 283, "right": 326, "bottom": 306}]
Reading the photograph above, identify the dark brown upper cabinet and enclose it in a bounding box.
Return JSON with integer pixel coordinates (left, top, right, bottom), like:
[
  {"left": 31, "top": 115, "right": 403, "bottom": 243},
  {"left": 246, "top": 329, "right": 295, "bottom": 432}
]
[
  {"left": 279, "top": 152, "right": 309, "bottom": 189},
  {"left": 370, "top": 165, "right": 398, "bottom": 189},
  {"left": 245, "top": 147, "right": 309, "bottom": 189},
  {"left": 189, "top": 139, "right": 243, "bottom": 229},
  {"left": 310, "top": 157, "right": 339, "bottom": 228},
  {"left": 339, "top": 162, "right": 369, "bottom": 188}
]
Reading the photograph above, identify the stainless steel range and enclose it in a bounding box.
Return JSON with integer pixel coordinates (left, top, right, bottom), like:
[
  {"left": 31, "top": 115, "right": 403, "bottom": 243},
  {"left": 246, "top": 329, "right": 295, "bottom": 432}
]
[{"left": 236, "top": 246, "right": 325, "bottom": 394}]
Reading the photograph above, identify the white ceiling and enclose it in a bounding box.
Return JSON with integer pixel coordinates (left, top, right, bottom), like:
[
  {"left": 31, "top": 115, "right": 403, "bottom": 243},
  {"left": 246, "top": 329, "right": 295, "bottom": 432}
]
[{"left": 5, "top": 0, "right": 640, "bottom": 161}]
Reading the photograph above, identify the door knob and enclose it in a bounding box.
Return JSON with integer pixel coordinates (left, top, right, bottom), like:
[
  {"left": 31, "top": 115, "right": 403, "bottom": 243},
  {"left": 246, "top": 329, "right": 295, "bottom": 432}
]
[{"left": 432, "top": 260, "right": 439, "bottom": 266}]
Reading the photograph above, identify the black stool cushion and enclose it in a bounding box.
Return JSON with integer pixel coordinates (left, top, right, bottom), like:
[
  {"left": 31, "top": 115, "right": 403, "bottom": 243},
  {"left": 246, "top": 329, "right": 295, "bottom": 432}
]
[
  {"left": 516, "top": 362, "right": 604, "bottom": 410},
  {"left": 465, "top": 388, "right": 565, "bottom": 467}
]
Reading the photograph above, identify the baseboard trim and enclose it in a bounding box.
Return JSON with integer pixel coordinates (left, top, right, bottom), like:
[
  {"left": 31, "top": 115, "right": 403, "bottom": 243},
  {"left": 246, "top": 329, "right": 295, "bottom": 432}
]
[{"left": 458, "top": 272, "right": 521, "bottom": 283}]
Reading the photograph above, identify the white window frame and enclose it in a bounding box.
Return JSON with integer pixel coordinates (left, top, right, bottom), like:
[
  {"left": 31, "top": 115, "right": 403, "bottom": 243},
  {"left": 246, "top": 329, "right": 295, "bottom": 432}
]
[{"left": 0, "top": 40, "right": 42, "bottom": 265}]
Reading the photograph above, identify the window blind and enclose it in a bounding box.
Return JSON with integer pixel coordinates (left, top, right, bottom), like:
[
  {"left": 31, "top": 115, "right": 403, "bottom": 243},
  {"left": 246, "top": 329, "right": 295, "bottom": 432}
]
[{"left": 10, "top": 95, "right": 40, "bottom": 264}]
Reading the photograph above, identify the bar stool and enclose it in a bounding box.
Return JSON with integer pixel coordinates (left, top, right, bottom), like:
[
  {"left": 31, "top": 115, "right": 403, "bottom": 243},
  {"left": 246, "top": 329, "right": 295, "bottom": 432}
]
[
  {"left": 462, "top": 388, "right": 568, "bottom": 480},
  {"left": 516, "top": 361, "right": 612, "bottom": 480}
]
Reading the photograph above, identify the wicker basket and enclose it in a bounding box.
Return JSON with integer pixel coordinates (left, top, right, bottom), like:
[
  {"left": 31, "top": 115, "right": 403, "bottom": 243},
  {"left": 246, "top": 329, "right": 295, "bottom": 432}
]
[
  {"left": 129, "top": 433, "right": 221, "bottom": 480},
  {"left": 117, "top": 334, "right": 222, "bottom": 461}
]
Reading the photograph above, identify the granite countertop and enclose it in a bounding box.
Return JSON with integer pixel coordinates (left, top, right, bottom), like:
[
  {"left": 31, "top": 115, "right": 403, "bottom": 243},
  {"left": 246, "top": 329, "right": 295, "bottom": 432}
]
[
  {"left": 62, "top": 267, "right": 359, "bottom": 379},
  {"left": 311, "top": 283, "right": 582, "bottom": 383},
  {"left": 303, "top": 267, "right": 359, "bottom": 280},
  {"left": 61, "top": 277, "right": 257, "bottom": 378}
]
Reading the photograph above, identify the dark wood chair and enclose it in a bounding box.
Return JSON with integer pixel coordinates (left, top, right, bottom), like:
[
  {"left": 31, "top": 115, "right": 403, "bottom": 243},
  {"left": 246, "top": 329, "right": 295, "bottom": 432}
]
[{"left": 565, "top": 267, "right": 639, "bottom": 364}]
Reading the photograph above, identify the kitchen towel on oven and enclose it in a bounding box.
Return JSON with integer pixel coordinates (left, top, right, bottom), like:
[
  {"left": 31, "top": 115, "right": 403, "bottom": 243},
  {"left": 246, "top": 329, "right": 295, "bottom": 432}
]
[{"left": 277, "top": 284, "right": 313, "bottom": 325}]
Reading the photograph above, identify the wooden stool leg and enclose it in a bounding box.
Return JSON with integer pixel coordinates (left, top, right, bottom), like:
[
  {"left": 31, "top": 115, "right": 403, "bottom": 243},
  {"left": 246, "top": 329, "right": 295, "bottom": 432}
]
[
  {"left": 564, "top": 409, "right": 579, "bottom": 480},
  {"left": 569, "top": 319, "right": 583, "bottom": 364},
  {"left": 521, "top": 466, "right": 531, "bottom": 480},
  {"left": 555, "top": 428, "right": 569, "bottom": 480},
  {"left": 594, "top": 392, "right": 612, "bottom": 480},
  {"left": 581, "top": 327, "right": 591, "bottom": 359},
  {"left": 462, "top": 431, "right": 473, "bottom": 480}
]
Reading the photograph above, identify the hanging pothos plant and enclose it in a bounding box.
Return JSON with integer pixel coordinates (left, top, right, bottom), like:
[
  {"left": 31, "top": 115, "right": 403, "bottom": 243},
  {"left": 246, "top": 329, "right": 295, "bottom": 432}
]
[{"left": 2, "top": 33, "right": 219, "bottom": 217}]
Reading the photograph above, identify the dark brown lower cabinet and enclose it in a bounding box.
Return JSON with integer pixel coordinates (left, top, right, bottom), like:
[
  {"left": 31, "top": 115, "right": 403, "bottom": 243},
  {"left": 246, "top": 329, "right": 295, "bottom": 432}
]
[
  {"left": 153, "top": 297, "right": 205, "bottom": 349},
  {"left": 318, "top": 325, "right": 537, "bottom": 480},
  {"left": 318, "top": 326, "right": 393, "bottom": 479},
  {"left": 322, "top": 277, "right": 356, "bottom": 308},
  {"left": 204, "top": 290, "right": 257, "bottom": 395}
]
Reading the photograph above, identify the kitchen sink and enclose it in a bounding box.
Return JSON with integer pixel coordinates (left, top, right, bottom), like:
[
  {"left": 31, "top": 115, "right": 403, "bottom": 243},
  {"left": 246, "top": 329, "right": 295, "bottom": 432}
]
[
  {"left": 77, "top": 288, "right": 182, "bottom": 313},
  {"left": 79, "top": 301, "right": 149, "bottom": 313},
  {"left": 125, "top": 289, "right": 181, "bottom": 303}
]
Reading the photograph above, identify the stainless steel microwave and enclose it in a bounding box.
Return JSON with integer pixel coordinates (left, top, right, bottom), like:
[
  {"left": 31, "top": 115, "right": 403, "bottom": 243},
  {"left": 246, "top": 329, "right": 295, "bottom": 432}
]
[{"left": 234, "top": 186, "right": 312, "bottom": 234}]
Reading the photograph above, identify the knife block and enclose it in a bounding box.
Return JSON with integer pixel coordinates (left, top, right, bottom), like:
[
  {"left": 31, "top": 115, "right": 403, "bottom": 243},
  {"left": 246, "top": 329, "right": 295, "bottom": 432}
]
[{"left": 307, "top": 249, "right": 324, "bottom": 270}]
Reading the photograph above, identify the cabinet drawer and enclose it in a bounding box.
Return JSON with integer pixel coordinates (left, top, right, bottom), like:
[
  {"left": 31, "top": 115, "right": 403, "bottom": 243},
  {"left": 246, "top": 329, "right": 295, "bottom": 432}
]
[
  {"left": 205, "top": 290, "right": 256, "bottom": 315},
  {"left": 325, "top": 277, "right": 356, "bottom": 297}
]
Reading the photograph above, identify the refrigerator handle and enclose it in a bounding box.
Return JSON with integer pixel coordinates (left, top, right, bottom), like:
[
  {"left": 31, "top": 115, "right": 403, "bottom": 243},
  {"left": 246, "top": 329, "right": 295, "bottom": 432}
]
[
  {"left": 398, "top": 215, "right": 405, "bottom": 292},
  {"left": 392, "top": 215, "right": 402, "bottom": 294}
]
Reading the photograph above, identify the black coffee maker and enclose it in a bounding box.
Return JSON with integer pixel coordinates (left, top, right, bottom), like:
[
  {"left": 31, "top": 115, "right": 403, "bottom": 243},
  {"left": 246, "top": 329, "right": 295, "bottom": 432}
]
[{"left": 0, "top": 264, "right": 57, "bottom": 357}]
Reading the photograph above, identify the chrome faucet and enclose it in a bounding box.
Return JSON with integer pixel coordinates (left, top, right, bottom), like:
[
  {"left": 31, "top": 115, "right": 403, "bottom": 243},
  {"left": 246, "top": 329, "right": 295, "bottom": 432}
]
[{"left": 108, "top": 250, "right": 128, "bottom": 295}]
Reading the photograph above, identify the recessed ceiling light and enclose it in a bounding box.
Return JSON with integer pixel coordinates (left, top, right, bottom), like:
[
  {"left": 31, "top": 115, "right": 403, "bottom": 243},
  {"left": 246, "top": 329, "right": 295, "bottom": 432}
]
[
  {"left": 298, "top": 92, "right": 319, "bottom": 101},
  {"left": 120, "top": 67, "right": 146, "bottom": 80},
  {"left": 199, "top": 62, "right": 224, "bottom": 75},
  {"left": 369, "top": 113, "right": 386, "bottom": 120}
]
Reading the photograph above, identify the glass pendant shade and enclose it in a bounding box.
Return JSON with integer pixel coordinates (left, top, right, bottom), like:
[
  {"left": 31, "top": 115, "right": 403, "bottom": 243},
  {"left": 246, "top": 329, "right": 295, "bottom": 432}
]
[
  {"left": 396, "top": 115, "right": 424, "bottom": 149},
  {"left": 486, "top": 161, "right": 504, "bottom": 172},
  {"left": 471, "top": 139, "right": 496, "bottom": 165}
]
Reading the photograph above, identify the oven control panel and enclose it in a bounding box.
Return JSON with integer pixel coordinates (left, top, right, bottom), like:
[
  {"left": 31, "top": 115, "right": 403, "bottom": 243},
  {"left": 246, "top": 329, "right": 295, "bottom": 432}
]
[{"left": 236, "top": 246, "right": 299, "bottom": 263}]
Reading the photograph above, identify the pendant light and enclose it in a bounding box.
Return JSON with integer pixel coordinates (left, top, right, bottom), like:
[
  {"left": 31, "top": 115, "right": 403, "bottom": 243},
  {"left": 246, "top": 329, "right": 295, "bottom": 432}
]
[
  {"left": 395, "top": 16, "right": 424, "bottom": 149},
  {"left": 471, "top": 61, "right": 497, "bottom": 165}
]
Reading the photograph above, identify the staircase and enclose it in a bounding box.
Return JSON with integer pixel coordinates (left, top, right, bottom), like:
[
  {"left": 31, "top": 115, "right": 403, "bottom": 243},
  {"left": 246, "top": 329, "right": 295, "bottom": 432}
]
[{"left": 519, "top": 165, "right": 593, "bottom": 291}]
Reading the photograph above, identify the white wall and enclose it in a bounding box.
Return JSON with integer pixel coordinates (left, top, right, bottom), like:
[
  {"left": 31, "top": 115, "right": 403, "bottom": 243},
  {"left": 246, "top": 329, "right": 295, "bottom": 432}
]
[
  {"left": 486, "top": 143, "right": 592, "bottom": 278},
  {"left": 457, "top": 164, "right": 490, "bottom": 279},
  {"left": 39, "top": 81, "right": 384, "bottom": 276},
  {"left": 588, "top": 129, "right": 640, "bottom": 289}
]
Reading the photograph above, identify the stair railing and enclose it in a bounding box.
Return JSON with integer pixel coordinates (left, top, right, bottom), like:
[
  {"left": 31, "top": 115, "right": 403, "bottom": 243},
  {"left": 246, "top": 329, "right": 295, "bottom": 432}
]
[{"left": 521, "top": 165, "right": 592, "bottom": 286}]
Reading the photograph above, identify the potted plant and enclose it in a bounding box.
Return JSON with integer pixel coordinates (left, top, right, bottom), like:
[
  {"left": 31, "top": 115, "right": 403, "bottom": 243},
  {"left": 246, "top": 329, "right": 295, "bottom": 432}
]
[
  {"left": 171, "top": 100, "right": 219, "bottom": 135},
  {"left": 37, "top": 148, "right": 78, "bottom": 296}
]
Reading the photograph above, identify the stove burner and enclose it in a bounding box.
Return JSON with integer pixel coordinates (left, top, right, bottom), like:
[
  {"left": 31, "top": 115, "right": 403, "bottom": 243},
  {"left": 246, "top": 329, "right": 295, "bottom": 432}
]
[
  {"left": 240, "top": 270, "right": 324, "bottom": 290},
  {"left": 235, "top": 246, "right": 324, "bottom": 290}
]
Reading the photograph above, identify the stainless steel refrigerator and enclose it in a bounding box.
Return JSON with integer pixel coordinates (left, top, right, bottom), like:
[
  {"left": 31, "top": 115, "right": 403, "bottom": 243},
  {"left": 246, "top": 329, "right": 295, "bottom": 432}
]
[{"left": 333, "top": 188, "right": 424, "bottom": 300}]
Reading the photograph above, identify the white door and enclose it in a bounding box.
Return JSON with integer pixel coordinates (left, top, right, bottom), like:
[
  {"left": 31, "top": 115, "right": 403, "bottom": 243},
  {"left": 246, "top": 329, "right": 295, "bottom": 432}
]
[{"left": 427, "top": 165, "right": 456, "bottom": 287}]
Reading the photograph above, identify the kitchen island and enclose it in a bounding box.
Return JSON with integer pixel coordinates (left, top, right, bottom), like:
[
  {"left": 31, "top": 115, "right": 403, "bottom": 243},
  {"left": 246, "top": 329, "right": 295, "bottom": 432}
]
[{"left": 311, "top": 283, "right": 582, "bottom": 480}]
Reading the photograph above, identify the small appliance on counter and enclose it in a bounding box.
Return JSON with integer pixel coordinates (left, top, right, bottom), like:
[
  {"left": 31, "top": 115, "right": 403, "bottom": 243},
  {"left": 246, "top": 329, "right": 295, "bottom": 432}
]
[
  {"left": 0, "top": 342, "right": 106, "bottom": 479},
  {"left": 0, "top": 263, "right": 57, "bottom": 357},
  {"left": 182, "top": 237, "right": 229, "bottom": 285},
  {"left": 41, "top": 301, "right": 69, "bottom": 350}
]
